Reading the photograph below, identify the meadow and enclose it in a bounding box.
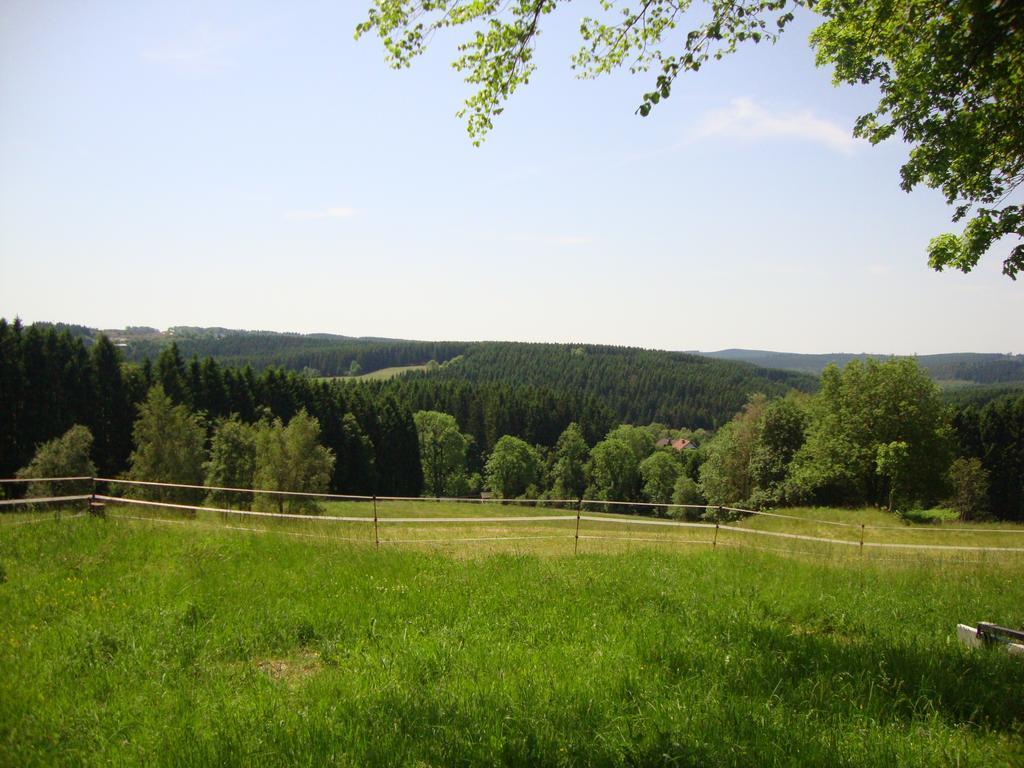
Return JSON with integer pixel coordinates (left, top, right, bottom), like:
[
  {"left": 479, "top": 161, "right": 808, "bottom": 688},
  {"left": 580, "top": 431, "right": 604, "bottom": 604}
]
[
  {"left": 2, "top": 502, "right": 1023, "bottom": 767},
  {"left": 84, "top": 494, "right": 1024, "bottom": 562},
  {"left": 315, "top": 364, "right": 432, "bottom": 383}
]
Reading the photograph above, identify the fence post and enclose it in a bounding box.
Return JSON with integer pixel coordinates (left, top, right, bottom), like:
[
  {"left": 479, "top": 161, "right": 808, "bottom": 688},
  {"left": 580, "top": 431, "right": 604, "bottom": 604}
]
[
  {"left": 574, "top": 498, "right": 582, "bottom": 555},
  {"left": 713, "top": 522, "right": 720, "bottom": 549},
  {"left": 89, "top": 477, "right": 105, "bottom": 518},
  {"left": 373, "top": 495, "right": 379, "bottom": 550},
  {"left": 859, "top": 523, "right": 865, "bottom": 556}
]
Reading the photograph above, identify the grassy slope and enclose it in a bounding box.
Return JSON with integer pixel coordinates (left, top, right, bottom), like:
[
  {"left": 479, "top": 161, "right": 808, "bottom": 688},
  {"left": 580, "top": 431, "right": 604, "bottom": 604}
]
[
  {"left": 315, "top": 365, "right": 432, "bottom": 383},
  {"left": 2, "top": 515, "right": 1023, "bottom": 767},
  {"left": 356, "top": 364, "right": 431, "bottom": 381}
]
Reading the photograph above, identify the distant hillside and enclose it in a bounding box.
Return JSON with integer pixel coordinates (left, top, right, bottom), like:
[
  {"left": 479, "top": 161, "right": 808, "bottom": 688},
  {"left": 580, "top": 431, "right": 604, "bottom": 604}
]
[
  {"left": 21, "top": 323, "right": 819, "bottom": 429},
  {"left": 121, "top": 335, "right": 470, "bottom": 377},
  {"left": 394, "top": 343, "right": 818, "bottom": 429},
  {"left": 701, "top": 349, "right": 1024, "bottom": 385},
  {"left": 40, "top": 323, "right": 1024, "bottom": 426},
  {"left": 41, "top": 324, "right": 467, "bottom": 377}
]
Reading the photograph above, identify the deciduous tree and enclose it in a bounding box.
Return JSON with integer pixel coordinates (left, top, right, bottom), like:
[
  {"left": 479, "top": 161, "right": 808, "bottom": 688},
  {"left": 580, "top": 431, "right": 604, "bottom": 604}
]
[
  {"left": 698, "top": 395, "right": 768, "bottom": 506},
  {"left": 484, "top": 435, "right": 541, "bottom": 499},
  {"left": 16, "top": 424, "right": 95, "bottom": 497},
  {"left": 551, "top": 422, "right": 589, "bottom": 501},
  {"left": 875, "top": 440, "right": 911, "bottom": 512},
  {"left": 127, "top": 386, "right": 207, "bottom": 503},
  {"left": 588, "top": 437, "right": 641, "bottom": 503},
  {"left": 204, "top": 417, "right": 258, "bottom": 508},
  {"left": 253, "top": 410, "right": 335, "bottom": 515},
  {"left": 789, "top": 359, "right": 952, "bottom": 506},
  {"left": 639, "top": 450, "right": 680, "bottom": 506},
  {"left": 414, "top": 410, "right": 470, "bottom": 496}
]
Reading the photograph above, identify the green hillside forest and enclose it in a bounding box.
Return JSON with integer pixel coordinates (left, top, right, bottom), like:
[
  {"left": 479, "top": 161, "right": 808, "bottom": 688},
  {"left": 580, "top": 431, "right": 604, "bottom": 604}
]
[{"left": 2, "top": 319, "right": 1022, "bottom": 519}]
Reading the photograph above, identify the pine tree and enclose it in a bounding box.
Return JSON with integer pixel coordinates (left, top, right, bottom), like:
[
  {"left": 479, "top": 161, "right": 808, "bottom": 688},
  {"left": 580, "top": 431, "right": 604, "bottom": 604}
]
[{"left": 90, "top": 335, "right": 132, "bottom": 477}]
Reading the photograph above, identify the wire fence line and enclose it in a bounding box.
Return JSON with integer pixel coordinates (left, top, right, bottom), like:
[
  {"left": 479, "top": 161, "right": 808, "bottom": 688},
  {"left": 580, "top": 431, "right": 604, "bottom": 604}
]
[{"left": 2, "top": 477, "right": 1024, "bottom": 557}]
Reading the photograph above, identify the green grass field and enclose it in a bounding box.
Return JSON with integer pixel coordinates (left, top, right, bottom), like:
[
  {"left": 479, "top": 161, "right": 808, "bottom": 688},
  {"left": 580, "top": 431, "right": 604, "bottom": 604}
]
[
  {"left": 91, "top": 496, "right": 1024, "bottom": 562},
  {"left": 2, "top": 506, "right": 1023, "bottom": 766}
]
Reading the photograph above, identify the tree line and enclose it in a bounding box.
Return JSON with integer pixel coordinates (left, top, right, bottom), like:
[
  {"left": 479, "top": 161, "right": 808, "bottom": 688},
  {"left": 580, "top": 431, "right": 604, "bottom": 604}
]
[
  {"left": 406, "top": 358, "right": 1022, "bottom": 521},
  {"left": 121, "top": 335, "right": 471, "bottom": 379},
  {"left": 93, "top": 328, "right": 820, "bottom": 428},
  {"left": 692, "top": 360, "right": 1023, "bottom": 521},
  {"left": 3, "top": 319, "right": 1021, "bottom": 520},
  {"left": 0, "top": 320, "right": 421, "bottom": 496}
]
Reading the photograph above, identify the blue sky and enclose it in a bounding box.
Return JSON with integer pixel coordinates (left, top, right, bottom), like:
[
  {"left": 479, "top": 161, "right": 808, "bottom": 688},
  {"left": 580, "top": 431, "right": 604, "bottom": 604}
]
[{"left": 1, "top": 0, "right": 1020, "bottom": 354}]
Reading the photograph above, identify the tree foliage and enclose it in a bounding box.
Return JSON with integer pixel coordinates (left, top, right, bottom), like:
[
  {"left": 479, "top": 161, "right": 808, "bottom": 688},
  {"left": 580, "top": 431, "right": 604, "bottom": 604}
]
[
  {"left": 811, "top": 0, "right": 1024, "bottom": 278},
  {"left": 698, "top": 394, "right": 768, "bottom": 506},
  {"left": 588, "top": 438, "right": 641, "bottom": 503},
  {"left": 358, "top": 0, "right": 1024, "bottom": 276},
  {"left": 204, "top": 417, "right": 258, "bottom": 508},
  {"left": 16, "top": 424, "right": 96, "bottom": 497},
  {"left": 952, "top": 393, "right": 1024, "bottom": 520},
  {"left": 875, "top": 440, "right": 911, "bottom": 512},
  {"left": 484, "top": 435, "right": 541, "bottom": 498},
  {"left": 789, "top": 359, "right": 951, "bottom": 506},
  {"left": 127, "top": 386, "right": 207, "bottom": 503},
  {"left": 333, "top": 413, "right": 377, "bottom": 495},
  {"left": 8, "top": 319, "right": 1022, "bottom": 520},
  {"left": 122, "top": 335, "right": 470, "bottom": 379},
  {"left": 672, "top": 474, "right": 704, "bottom": 508},
  {"left": 639, "top": 450, "right": 680, "bottom": 505},
  {"left": 946, "top": 456, "right": 989, "bottom": 521},
  {"left": 400, "top": 342, "right": 813, "bottom": 433},
  {"left": 253, "top": 411, "right": 335, "bottom": 514},
  {"left": 747, "top": 394, "right": 808, "bottom": 507},
  {"left": 551, "top": 422, "right": 589, "bottom": 500},
  {"left": 414, "top": 410, "right": 471, "bottom": 496}
]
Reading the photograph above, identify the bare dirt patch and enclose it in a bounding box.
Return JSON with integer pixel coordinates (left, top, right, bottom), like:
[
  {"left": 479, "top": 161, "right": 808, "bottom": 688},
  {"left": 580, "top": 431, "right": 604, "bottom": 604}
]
[{"left": 255, "top": 650, "right": 322, "bottom": 685}]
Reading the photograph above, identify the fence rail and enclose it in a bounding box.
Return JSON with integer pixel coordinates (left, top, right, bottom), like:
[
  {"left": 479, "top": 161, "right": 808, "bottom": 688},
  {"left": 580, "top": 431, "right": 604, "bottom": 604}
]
[{"left": 3, "top": 477, "right": 1024, "bottom": 557}]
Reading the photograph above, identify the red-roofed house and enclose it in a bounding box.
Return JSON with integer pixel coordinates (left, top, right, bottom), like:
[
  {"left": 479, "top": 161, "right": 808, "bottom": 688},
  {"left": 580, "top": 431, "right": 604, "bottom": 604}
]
[{"left": 656, "top": 438, "right": 696, "bottom": 451}]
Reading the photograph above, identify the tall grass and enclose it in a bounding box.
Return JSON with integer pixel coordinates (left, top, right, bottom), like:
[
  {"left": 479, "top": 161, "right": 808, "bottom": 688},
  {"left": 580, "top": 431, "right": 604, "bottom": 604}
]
[{"left": 1, "top": 517, "right": 1022, "bottom": 766}]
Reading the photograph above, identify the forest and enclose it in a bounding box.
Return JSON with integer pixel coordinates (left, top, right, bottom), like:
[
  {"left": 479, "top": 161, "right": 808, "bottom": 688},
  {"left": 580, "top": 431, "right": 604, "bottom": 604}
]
[
  {"left": 406, "top": 343, "right": 816, "bottom": 428},
  {"left": 705, "top": 349, "right": 1024, "bottom": 384},
  {"left": 53, "top": 322, "right": 1024, "bottom": 407},
  {"left": 2, "top": 318, "right": 1021, "bottom": 520}
]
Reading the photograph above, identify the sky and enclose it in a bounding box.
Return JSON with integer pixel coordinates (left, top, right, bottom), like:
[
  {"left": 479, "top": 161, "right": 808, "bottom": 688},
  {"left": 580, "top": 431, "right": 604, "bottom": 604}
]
[{"left": 1, "top": 0, "right": 1021, "bottom": 355}]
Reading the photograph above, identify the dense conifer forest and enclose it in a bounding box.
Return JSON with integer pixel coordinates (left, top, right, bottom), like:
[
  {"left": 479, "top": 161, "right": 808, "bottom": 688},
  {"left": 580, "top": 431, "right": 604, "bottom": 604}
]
[
  {"left": 407, "top": 343, "right": 815, "bottom": 428},
  {"left": 124, "top": 337, "right": 472, "bottom": 378}
]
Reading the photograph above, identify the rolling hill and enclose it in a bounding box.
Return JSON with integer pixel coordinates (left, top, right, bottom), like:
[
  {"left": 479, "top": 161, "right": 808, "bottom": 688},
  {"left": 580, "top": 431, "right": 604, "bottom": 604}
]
[{"left": 701, "top": 349, "right": 1024, "bottom": 385}]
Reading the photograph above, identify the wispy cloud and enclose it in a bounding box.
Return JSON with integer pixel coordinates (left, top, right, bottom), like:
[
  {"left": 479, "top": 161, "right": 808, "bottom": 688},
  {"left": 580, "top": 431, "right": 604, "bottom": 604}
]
[
  {"left": 695, "top": 98, "right": 860, "bottom": 154},
  {"left": 284, "top": 207, "right": 357, "bottom": 221}
]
